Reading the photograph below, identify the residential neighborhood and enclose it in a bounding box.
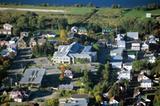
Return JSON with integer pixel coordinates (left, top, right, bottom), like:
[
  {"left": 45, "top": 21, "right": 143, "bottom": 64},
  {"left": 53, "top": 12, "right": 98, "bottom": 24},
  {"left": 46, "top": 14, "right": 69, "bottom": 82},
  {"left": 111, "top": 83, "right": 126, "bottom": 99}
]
[{"left": 0, "top": 1, "right": 160, "bottom": 106}]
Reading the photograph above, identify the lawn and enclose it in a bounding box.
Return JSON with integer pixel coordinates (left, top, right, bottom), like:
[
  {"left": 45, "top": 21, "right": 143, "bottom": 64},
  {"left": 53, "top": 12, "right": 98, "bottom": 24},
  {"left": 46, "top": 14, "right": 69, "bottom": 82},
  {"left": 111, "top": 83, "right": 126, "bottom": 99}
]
[{"left": 123, "top": 9, "right": 160, "bottom": 18}]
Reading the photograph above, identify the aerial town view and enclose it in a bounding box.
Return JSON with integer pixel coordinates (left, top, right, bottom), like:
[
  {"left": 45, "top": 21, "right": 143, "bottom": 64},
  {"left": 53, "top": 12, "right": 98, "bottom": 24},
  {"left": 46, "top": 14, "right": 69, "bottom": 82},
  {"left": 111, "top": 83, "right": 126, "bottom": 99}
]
[{"left": 0, "top": 0, "right": 160, "bottom": 106}]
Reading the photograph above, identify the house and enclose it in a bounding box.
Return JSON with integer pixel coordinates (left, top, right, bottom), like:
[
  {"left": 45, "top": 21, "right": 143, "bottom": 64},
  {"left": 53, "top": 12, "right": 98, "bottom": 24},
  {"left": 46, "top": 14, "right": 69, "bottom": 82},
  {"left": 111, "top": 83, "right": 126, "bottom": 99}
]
[
  {"left": 59, "top": 84, "right": 73, "bottom": 90},
  {"left": 123, "top": 63, "right": 132, "bottom": 71},
  {"left": 115, "top": 34, "right": 125, "bottom": 41},
  {"left": 19, "top": 68, "right": 46, "bottom": 87},
  {"left": 126, "top": 40, "right": 141, "bottom": 51},
  {"left": 144, "top": 53, "right": 156, "bottom": 63},
  {"left": 131, "top": 41, "right": 141, "bottom": 51},
  {"left": 141, "top": 42, "right": 149, "bottom": 51},
  {"left": 43, "top": 33, "right": 57, "bottom": 38},
  {"left": 78, "top": 27, "right": 88, "bottom": 35},
  {"left": 0, "top": 23, "right": 13, "bottom": 35},
  {"left": 118, "top": 68, "right": 131, "bottom": 80},
  {"left": 71, "top": 26, "right": 78, "bottom": 33},
  {"left": 126, "top": 51, "right": 137, "bottom": 61},
  {"left": 138, "top": 72, "right": 152, "bottom": 88},
  {"left": 59, "top": 94, "right": 89, "bottom": 106},
  {"left": 102, "top": 28, "right": 113, "bottom": 35},
  {"left": 1, "top": 47, "right": 17, "bottom": 58},
  {"left": 64, "top": 70, "right": 73, "bottom": 79},
  {"left": 117, "top": 40, "right": 126, "bottom": 48},
  {"left": 127, "top": 32, "right": 139, "bottom": 40},
  {"left": 9, "top": 89, "right": 30, "bottom": 102},
  {"left": 110, "top": 47, "right": 124, "bottom": 56},
  {"left": 52, "top": 42, "right": 97, "bottom": 64},
  {"left": 20, "top": 32, "right": 29, "bottom": 37},
  {"left": 30, "top": 37, "right": 46, "bottom": 48},
  {"left": 148, "top": 35, "right": 158, "bottom": 44},
  {"left": 110, "top": 55, "right": 123, "bottom": 69},
  {"left": 18, "top": 37, "right": 27, "bottom": 48},
  {"left": 109, "top": 97, "right": 119, "bottom": 106}
]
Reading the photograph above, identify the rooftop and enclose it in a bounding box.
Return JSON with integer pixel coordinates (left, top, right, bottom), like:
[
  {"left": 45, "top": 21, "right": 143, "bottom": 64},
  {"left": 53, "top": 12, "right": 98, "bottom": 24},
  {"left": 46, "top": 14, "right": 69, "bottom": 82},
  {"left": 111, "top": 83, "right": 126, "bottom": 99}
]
[{"left": 19, "top": 68, "right": 46, "bottom": 85}]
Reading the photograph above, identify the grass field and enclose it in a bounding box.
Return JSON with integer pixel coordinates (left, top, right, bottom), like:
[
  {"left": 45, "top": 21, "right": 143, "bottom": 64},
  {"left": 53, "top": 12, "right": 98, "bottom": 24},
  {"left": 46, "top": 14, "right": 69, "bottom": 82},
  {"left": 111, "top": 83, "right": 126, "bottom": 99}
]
[
  {"left": 0, "top": 4, "right": 160, "bottom": 26},
  {"left": 123, "top": 9, "right": 160, "bottom": 18}
]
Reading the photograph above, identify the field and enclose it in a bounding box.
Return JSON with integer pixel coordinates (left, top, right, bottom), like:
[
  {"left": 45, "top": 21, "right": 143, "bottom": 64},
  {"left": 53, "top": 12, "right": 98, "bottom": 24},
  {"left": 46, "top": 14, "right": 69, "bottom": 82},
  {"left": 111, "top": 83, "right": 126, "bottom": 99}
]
[{"left": 0, "top": 4, "right": 160, "bottom": 26}]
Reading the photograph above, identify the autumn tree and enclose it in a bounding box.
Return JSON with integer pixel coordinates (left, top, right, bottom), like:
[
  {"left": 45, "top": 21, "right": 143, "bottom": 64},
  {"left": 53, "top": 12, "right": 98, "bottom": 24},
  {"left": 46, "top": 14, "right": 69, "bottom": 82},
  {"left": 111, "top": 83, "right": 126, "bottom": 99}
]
[{"left": 60, "top": 29, "right": 67, "bottom": 43}]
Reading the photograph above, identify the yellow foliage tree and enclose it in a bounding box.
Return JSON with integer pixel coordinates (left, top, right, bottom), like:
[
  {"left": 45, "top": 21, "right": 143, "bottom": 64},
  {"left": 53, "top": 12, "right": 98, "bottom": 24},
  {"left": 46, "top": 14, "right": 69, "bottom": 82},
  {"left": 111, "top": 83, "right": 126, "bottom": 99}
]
[{"left": 60, "top": 29, "right": 67, "bottom": 43}]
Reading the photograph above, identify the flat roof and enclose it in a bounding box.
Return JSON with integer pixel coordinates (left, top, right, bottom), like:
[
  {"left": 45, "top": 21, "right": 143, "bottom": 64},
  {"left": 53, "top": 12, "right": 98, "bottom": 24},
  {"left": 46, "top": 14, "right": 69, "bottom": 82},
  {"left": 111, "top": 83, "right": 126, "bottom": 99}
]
[{"left": 19, "top": 68, "right": 45, "bottom": 85}]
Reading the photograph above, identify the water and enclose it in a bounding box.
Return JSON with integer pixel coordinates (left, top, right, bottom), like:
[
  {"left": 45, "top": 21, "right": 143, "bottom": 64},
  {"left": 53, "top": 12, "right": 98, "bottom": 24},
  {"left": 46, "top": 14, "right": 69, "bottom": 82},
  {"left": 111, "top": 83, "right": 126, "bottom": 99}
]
[{"left": 0, "top": 0, "right": 159, "bottom": 8}]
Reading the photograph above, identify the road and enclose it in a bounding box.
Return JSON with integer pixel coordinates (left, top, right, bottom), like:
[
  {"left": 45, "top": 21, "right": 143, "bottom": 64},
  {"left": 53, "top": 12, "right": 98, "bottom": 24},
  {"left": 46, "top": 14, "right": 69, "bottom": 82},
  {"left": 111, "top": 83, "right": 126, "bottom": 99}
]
[{"left": 0, "top": 7, "right": 65, "bottom": 13}]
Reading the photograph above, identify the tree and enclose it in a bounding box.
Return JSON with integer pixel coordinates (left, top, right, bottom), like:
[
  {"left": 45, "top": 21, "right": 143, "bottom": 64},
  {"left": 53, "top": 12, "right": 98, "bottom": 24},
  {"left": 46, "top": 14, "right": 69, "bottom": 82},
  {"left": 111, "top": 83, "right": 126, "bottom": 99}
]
[
  {"left": 153, "top": 89, "right": 160, "bottom": 106},
  {"left": 81, "top": 70, "right": 92, "bottom": 90},
  {"left": 45, "top": 98, "right": 59, "bottom": 106},
  {"left": 95, "top": 94, "right": 102, "bottom": 104},
  {"left": 102, "top": 62, "right": 110, "bottom": 81},
  {"left": 60, "top": 29, "right": 67, "bottom": 43},
  {"left": 132, "top": 60, "right": 147, "bottom": 72},
  {"left": 93, "top": 43, "right": 100, "bottom": 51}
]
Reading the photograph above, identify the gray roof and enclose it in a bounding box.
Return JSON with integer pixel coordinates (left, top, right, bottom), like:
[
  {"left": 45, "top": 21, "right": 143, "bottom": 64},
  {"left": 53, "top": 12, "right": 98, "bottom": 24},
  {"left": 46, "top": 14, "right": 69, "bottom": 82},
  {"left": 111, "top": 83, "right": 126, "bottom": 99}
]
[
  {"left": 110, "top": 47, "right": 124, "bottom": 55},
  {"left": 54, "top": 42, "right": 95, "bottom": 58},
  {"left": 127, "top": 32, "right": 139, "bottom": 40},
  {"left": 19, "top": 68, "right": 45, "bottom": 85}
]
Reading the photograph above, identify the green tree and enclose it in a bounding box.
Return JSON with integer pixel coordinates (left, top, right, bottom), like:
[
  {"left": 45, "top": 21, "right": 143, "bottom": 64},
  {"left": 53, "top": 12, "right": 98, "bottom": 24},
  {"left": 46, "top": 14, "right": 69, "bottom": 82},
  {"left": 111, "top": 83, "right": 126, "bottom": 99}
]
[
  {"left": 45, "top": 98, "right": 59, "bottom": 106},
  {"left": 153, "top": 89, "right": 160, "bottom": 106},
  {"left": 93, "top": 43, "right": 100, "bottom": 51},
  {"left": 132, "top": 60, "right": 147, "bottom": 72},
  {"left": 103, "top": 62, "right": 110, "bottom": 81}
]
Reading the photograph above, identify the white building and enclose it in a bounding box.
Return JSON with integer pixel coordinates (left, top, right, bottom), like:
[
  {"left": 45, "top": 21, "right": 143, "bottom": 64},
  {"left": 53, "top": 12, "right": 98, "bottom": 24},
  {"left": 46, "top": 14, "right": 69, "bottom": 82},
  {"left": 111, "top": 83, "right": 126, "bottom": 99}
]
[
  {"left": 141, "top": 42, "right": 149, "bottom": 51},
  {"left": 118, "top": 68, "right": 131, "bottom": 80},
  {"left": 71, "top": 26, "right": 78, "bottom": 33},
  {"left": 59, "top": 94, "right": 89, "bottom": 106},
  {"left": 110, "top": 55, "right": 123, "bottom": 69},
  {"left": 138, "top": 72, "right": 152, "bottom": 88},
  {"left": 117, "top": 40, "right": 126, "bottom": 48},
  {"left": 52, "top": 42, "right": 97, "bottom": 64},
  {"left": 0, "top": 23, "right": 13, "bottom": 35},
  {"left": 115, "top": 34, "right": 125, "bottom": 41},
  {"left": 109, "top": 98, "right": 119, "bottom": 106},
  {"left": 131, "top": 42, "right": 141, "bottom": 51},
  {"left": 127, "top": 32, "right": 139, "bottom": 40}
]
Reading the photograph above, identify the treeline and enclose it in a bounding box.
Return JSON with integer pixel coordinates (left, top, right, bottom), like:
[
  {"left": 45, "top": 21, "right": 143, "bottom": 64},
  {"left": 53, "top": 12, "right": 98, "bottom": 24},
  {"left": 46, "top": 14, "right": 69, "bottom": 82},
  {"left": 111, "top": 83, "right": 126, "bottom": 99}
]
[
  {"left": 0, "top": 11, "right": 68, "bottom": 35},
  {"left": 0, "top": 9, "right": 159, "bottom": 38}
]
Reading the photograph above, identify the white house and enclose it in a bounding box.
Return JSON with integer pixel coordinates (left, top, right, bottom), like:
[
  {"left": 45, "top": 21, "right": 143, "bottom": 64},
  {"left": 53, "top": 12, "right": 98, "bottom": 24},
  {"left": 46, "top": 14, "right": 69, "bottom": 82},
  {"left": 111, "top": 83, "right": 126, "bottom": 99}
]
[
  {"left": 20, "top": 32, "right": 29, "bottom": 37},
  {"left": 52, "top": 42, "right": 97, "bottom": 64},
  {"left": 138, "top": 72, "right": 152, "bottom": 88},
  {"left": 115, "top": 34, "right": 125, "bottom": 41},
  {"left": 109, "top": 97, "right": 119, "bottom": 106},
  {"left": 3, "top": 23, "right": 13, "bottom": 30},
  {"left": 118, "top": 68, "right": 131, "bottom": 80},
  {"left": 110, "top": 55, "right": 123, "bottom": 69},
  {"left": 71, "top": 26, "right": 78, "bottom": 33},
  {"left": 141, "top": 42, "right": 149, "bottom": 51},
  {"left": 117, "top": 40, "right": 126, "bottom": 48},
  {"left": 110, "top": 47, "right": 124, "bottom": 56},
  {"left": 59, "top": 94, "right": 89, "bottom": 106},
  {"left": 9, "top": 89, "right": 29, "bottom": 102},
  {"left": 148, "top": 35, "right": 158, "bottom": 44},
  {"left": 64, "top": 70, "right": 73, "bottom": 79},
  {"left": 123, "top": 63, "right": 132, "bottom": 71},
  {"left": 131, "top": 42, "right": 141, "bottom": 51},
  {"left": 0, "top": 23, "right": 13, "bottom": 35},
  {"left": 127, "top": 32, "right": 139, "bottom": 40},
  {"left": 43, "top": 33, "right": 57, "bottom": 38},
  {"left": 148, "top": 56, "right": 156, "bottom": 63}
]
